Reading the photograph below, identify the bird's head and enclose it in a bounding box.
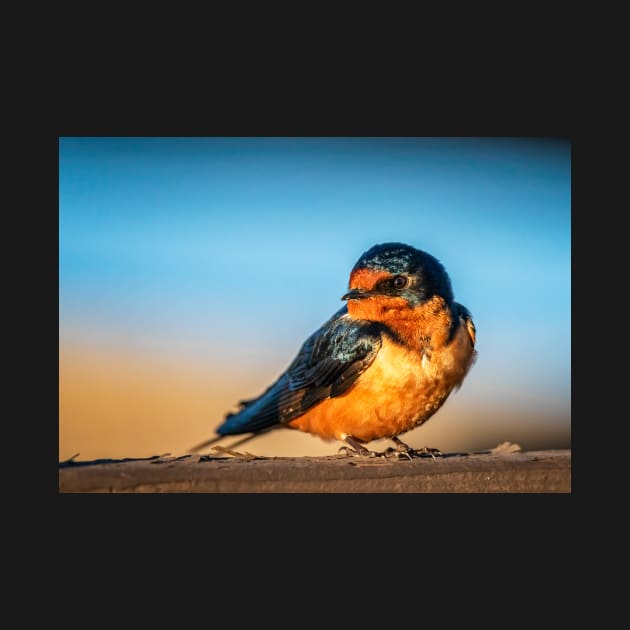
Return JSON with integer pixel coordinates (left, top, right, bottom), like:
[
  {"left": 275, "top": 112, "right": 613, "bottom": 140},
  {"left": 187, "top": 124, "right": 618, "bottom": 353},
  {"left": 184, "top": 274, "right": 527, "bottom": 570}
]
[{"left": 342, "top": 243, "right": 454, "bottom": 323}]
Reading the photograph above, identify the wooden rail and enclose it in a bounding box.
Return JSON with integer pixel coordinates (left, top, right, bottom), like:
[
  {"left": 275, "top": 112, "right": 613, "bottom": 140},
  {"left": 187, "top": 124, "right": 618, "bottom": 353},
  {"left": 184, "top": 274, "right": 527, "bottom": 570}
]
[{"left": 59, "top": 448, "right": 571, "bottom": 493}]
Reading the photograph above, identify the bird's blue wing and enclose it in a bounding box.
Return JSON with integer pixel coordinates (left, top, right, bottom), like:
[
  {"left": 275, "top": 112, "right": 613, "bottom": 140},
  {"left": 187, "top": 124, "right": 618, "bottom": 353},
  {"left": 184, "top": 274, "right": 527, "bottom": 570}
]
[{"left": 216, "top": 306, "right": 382, "bottom": 435}]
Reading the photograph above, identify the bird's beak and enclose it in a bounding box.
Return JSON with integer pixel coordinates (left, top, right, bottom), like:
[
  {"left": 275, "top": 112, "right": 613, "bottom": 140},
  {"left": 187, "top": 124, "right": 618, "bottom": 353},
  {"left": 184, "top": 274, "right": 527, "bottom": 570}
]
[{"left": 341, "top": 288, "right": 374, "bottom": 301}]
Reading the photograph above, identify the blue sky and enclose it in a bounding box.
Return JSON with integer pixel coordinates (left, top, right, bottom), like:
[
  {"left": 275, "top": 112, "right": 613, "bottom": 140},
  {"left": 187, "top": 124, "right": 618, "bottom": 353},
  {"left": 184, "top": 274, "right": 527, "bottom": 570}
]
[{"left": 59, "top": 137, "right": 571, "bottom": 447}]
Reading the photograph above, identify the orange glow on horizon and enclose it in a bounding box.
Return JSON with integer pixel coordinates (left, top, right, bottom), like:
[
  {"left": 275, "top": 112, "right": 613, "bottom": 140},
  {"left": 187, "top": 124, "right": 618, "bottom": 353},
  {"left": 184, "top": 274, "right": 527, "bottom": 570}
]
[{"left": 59, "top": 342, "right": 570, "bottom": 462}]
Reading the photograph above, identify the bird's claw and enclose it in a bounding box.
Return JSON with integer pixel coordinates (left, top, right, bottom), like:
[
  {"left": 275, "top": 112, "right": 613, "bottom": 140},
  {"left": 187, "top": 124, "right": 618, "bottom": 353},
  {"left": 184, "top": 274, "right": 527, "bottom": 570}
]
[
  {"left": 339, "top": 437, "right": 442, "bottom": 460},
  {"left": 338, "top": 445, "right": 382, "bottom": 458},
  {"left": 388, "top": 438, "right": 443, "bottom": 460},
  {"left": 382, "top": 447, "right": 413, "bottom": 461},
  {"left": 382, "top": 447, "right": 443, "bottom": 461},
  {"left": 410, "top": 446, "right": 443, "bottom": 460}
]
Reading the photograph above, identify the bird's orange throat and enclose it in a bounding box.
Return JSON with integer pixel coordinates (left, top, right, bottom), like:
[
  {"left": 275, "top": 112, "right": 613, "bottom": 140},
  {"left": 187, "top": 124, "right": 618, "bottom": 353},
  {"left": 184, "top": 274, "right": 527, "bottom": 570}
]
[{"left": 347, "top": 294, "right": 455, "bottom": 351}]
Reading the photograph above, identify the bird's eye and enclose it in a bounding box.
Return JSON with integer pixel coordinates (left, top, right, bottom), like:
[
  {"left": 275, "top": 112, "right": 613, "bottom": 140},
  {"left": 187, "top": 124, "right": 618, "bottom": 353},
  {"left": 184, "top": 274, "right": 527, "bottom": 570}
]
[{"left": 392, "top": 275, "right": 408, "bottom": 289}]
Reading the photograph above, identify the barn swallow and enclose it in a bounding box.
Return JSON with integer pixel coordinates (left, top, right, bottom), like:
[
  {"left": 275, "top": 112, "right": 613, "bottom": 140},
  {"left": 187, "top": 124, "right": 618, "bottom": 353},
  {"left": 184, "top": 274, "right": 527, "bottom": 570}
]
[{"left": 190, "top": 242, "right": 477, "bottom": 458}]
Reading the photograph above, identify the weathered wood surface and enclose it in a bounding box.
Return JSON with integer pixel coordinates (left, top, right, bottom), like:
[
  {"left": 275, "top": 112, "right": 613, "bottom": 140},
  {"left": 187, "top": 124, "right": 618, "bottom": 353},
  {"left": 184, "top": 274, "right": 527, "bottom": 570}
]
[{"left": 59, "top": 448, "right": 571, "bottom": 493}]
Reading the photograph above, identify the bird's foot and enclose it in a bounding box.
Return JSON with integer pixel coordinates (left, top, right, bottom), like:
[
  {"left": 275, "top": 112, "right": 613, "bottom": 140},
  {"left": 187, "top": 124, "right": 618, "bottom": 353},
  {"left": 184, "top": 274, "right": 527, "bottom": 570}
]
[
  {"left": 411, "top": 446, "right": 443, "bottom": 460},
  {"left": 390, "top": 437, "right": 442, "bottom": 460},
  {"left": 339, "top": 435, "right": 386, "bottom": 458},
  {"left": 338, "top": 445, "right": 383, "bottom": 458},
  {"left": 381, "top": 446, "right": 413, "bottom": 461},
  {"left": 338, "top": 436, "right": 441, "bottom": 460}
]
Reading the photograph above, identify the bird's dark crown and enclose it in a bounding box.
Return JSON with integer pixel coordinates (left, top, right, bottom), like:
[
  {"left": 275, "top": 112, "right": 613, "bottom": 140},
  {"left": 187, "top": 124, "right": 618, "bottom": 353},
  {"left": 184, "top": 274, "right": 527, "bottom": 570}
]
[{"left": 352, "top": 242, "right": 454, "bottom": 304}]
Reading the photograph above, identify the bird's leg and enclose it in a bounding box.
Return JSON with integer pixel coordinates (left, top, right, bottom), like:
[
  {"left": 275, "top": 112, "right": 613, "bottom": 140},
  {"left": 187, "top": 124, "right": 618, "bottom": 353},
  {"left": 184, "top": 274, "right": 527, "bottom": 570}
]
[
  {"left": 391, "top": 436, "right": 415, "bottom": 454},
  {"left": 390, "top": 437, "right": 443, "bottom": 460},
  {"left": 338, "top": 435, "right": 382, "bottom": 458},
  {"left": 385, "top": 436, "right": 414, "bottom": 460}
]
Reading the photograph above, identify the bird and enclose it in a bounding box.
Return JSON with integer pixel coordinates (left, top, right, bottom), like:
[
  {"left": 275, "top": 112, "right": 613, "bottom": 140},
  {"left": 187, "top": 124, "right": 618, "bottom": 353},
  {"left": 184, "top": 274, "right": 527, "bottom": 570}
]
[{"left": 190, "top": 242, "right": 477, "bottom": 458}]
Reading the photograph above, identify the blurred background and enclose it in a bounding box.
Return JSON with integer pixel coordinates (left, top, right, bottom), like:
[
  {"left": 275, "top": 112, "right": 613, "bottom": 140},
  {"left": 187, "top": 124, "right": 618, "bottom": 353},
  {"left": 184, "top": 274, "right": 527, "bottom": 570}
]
[{"left": 59, "top": 137, "right": 571, "bottom": 460}]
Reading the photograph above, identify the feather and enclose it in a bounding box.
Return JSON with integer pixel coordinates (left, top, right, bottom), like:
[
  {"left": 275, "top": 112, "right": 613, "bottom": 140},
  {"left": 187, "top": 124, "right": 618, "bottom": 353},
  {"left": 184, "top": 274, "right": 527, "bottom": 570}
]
[{"left": 216, "top": 306, "right": 382, "bottom": 435}]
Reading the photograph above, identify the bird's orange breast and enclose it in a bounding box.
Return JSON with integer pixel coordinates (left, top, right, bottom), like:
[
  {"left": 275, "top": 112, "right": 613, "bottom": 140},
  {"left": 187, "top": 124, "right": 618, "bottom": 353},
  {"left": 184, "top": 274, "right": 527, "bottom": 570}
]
[{"left": 287, "top": 321, "right": 475, "bottom": 443}]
